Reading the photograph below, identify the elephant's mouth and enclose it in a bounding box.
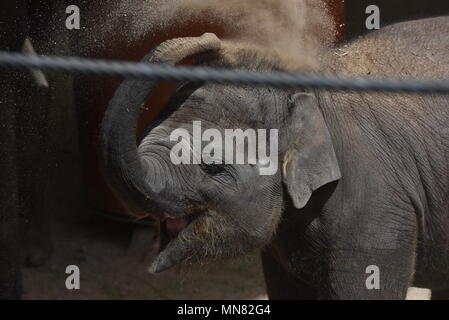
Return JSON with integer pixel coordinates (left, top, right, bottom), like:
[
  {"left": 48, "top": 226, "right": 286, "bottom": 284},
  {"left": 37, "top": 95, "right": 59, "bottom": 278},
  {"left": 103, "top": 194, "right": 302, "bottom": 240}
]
[
  {"left": 158, "top": 210, "right": 204, "bottom": 253},
  {"left": 150, "top": 210, "right": 206, "bottom": 274},
  {"left": 166, "top": 217, "right": 190, "bottom": 239}
]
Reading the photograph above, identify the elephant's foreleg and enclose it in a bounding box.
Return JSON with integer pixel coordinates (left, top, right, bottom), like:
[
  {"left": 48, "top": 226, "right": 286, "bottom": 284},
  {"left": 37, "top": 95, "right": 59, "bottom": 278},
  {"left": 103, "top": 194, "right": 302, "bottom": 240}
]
[{"left": 320, "top": 244, "right": 416, "bottom": 300}]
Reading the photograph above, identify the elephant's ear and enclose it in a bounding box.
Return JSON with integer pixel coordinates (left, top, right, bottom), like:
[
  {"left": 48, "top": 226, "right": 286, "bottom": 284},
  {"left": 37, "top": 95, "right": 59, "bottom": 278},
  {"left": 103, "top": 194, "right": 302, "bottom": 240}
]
[{"left": 282, "top": 93, "right": 341, "bottom": 209}]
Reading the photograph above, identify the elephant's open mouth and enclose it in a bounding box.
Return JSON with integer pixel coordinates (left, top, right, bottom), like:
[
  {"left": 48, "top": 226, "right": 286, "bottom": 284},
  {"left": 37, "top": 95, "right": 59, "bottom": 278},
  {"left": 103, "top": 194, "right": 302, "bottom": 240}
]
[
  {"left": 159, "top": 210, "right": 204, "bottom": 253},
  {"left": 149, "top": 210, "right": 206, "bottom": 274}
]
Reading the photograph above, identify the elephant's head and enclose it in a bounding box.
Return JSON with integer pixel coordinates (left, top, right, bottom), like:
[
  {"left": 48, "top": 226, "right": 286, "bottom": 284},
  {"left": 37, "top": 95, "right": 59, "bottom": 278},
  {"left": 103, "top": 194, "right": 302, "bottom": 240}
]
[{"left": 100, "top": 33, "right": 341, "bottom": 273}]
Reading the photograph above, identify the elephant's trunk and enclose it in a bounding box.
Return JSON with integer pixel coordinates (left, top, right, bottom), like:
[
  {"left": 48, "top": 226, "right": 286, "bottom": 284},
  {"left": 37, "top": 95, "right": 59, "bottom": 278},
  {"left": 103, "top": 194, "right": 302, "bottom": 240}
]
[{"left": 99, "top": 33, "right": 221, "bottom": 217}]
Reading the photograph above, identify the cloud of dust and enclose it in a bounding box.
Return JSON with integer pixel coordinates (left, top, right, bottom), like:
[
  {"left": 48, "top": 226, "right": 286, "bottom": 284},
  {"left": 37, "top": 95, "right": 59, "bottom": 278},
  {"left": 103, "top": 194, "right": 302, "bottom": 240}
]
[{"left": 88, "top": 0, "right": 335, "bottom": 70}]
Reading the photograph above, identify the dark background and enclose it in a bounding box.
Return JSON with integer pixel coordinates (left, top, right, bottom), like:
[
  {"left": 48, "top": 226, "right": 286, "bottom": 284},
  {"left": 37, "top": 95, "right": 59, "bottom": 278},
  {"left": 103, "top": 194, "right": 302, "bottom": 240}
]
[{"left": 345, "top": 0, "right": 449, "bottom": 37}]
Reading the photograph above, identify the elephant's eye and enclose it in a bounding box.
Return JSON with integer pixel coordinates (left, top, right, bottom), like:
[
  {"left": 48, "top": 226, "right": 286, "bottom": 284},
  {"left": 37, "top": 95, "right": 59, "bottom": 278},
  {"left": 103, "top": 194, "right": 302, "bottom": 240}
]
[{"left": 200, "top": 163, "right": 225, "bottom": 175}]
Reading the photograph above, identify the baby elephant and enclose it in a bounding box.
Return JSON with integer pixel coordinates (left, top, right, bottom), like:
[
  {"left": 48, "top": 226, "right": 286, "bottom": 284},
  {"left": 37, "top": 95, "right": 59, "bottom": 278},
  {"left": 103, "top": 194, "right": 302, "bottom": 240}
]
[{"left": 100, "top": 16, "right": 449, "bottom": 299}]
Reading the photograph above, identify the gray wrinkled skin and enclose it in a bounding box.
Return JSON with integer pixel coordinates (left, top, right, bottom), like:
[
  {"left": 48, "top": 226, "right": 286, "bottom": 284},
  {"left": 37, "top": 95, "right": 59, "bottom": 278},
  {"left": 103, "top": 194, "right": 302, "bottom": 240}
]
[{"left": 100, "top": 17, "right": 449, "bottom": 299}]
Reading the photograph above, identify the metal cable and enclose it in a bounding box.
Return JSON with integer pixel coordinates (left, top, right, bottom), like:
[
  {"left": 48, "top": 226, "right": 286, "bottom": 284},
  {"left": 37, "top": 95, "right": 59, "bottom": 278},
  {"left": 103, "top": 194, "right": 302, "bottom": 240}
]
[{"left": 1, "top": 51, "right": 449, "bottom": 94}]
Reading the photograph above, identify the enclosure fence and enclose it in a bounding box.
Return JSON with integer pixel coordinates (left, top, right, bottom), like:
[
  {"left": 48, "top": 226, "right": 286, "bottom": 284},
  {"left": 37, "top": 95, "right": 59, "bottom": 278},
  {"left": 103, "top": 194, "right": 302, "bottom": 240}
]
[{"left": 0, "top": 51, "right": 449, "bottom": 94}]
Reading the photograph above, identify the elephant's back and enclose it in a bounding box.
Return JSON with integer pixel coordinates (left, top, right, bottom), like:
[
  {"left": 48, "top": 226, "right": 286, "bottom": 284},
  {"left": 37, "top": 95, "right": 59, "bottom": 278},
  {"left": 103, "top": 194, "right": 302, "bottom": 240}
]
[
  {"left": 327, "top": 15, "right": 449, "bottom": 79},
  {"left": 321, "top": 15, "right": 449, "bottom": 162}
]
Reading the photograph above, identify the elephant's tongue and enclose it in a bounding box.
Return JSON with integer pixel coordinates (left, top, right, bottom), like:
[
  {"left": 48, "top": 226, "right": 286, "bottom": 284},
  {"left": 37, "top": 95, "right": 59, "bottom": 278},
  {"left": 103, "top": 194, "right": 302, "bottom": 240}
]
[{"left": 166, "top": 217, "right": 189, "bottom": 239}]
